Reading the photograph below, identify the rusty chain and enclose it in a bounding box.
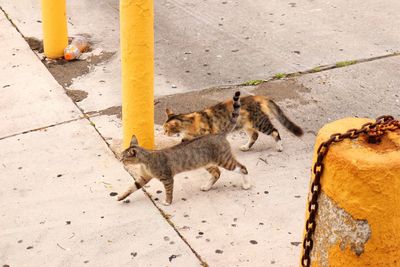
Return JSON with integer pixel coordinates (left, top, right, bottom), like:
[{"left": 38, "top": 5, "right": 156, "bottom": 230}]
[{"left": 301, "top": 115, "right": 400, "bottom": 267}]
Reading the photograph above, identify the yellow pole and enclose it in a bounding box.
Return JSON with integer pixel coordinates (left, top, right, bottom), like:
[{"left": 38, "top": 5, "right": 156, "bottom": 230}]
[
  {"left": 120, "top": 0, "right": 155, "bottom": 149},
  {"left": 40, "top": 0, "right": 68, "bottom": 59}
]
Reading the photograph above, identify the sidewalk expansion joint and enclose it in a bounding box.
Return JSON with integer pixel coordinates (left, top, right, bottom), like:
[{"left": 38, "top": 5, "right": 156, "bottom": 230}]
[
  {"left": 0, "top": 6, "right": 23, "bottom": 36},
  {"left": 0, "top": 117, "right": 85, "bottom": 141},
  {"left": 122, "top": 168, "right": 210, "bottom": 267},
  {"left": 8, "top": 15, "right": 208, "bottom": 262},
  {"left": 241, "top": 52, "right": 400, "bottom": 86}
]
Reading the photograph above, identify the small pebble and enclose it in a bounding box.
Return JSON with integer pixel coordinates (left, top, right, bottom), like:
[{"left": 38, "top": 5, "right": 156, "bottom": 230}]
[
  {"left": 156, "top": 190, "right": 162, "bottom": 194},
  {"left": 198, "top": 232, "right": 204, "bottom": 235},
  {"left": 84, "top": 260, "right": 89, "bottom": 264},
  {"left": 131, "top": 252, "right": 137, "bottom": 257},
  {"left": 250, "top": 240, "right": 258, "bottom": 244},
  {"left": 26, "top": 246, "right": 33, "bottom": 250},
  {"left": 123, "top": 199, "right": 130, "bottom": 204},
  {"left": 215, "top": 249, "right": 223, "bottom": 254},
  {"left": 57, "top": 174, "right": 62, "bottom": 177},
  {"left": 66, "top": 221, "right": 71, "bottom": 225},
  {"left": 109, "top": 192, "right": 118, "bottom": 197},
  {"left": 264, "top": 191, "right": 269, "bottom": 194},
  {"left": 18, "top": 240, "right": 23, "bottom": 243}
]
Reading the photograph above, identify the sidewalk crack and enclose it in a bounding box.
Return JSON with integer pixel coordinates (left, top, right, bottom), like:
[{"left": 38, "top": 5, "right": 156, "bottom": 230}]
[
  {"left": 0, "top": 117, "right": 84, "bottom": 141},
  {"left": 241, "top": 52, "right": 400, "bottom": 86}
]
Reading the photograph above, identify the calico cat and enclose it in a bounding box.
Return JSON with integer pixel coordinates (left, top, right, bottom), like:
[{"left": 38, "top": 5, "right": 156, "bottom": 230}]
[
  {"left": 163, "top": 94, "right": 303, "bottom": 152},
  {"left": 118, "top": 91, "right": 249, "bottom": 206}
]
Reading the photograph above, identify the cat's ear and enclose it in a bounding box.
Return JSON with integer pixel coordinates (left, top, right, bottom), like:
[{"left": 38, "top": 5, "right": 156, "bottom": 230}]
[
  {"left": 130, "top": 135, "right": 139, "bottom": 147},
  {"left": 165, "top": 108, "right": 174, "bottom": 118}
]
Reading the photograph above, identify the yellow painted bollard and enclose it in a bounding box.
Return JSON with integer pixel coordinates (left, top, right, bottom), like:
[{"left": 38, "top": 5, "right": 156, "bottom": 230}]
[
  {"left": 301, "top": 117, "right": 400, "bottom": 267},
  {"left": 120, "top": 0, "right": 154, "bottom": 149},
  {"left": 40, "top": 0, "right": 68, "bottom": 59}
]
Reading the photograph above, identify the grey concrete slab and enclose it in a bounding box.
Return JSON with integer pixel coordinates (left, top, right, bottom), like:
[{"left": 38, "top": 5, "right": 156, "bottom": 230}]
[
  {"left": 2, "top": 0, "right": 400, "bottom": 114},
  {"left": 89, "top": 56, "right": 400, "bottom": 266},
  {"left": 293, "top": 56, "right": 400, "bottom": 130},
  {"left": 0, "top": 12, "right": 80, "bottom": 138},
  {"left": 147, "top": 57, "right": 400, "bottom": 266},
  {"left": 0, "top": 119, "right": 201, "bottom": 267},
  {"left": 140, "top": 134, "right": 312, "bottom": 267},
  {"left": 154, "top": 0, "right": 400, "bottom": 90},
  {"left": 158, "top": 0, "right": 400, "bottom": 90}
]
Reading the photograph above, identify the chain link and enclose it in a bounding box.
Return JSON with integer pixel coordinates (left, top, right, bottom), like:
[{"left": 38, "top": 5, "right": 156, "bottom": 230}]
[{"left": 301, "top": 115, "right": 399, "bottom": 267}]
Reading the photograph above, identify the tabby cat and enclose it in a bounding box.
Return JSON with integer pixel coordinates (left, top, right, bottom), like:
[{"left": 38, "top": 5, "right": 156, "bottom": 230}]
[
  {"left": 118, "top": 92, "right": 249, "bottom": 206},
  {"left": 163, "top": 95, "right": 303, "bottom": 152}
]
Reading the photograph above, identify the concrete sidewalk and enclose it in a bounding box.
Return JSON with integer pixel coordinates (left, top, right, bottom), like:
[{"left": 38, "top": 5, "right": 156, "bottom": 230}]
[
  {"left": 1, "top": 1, "right": 400, "bottom": 267},
  {"left": 0, "top": 12, "right": 200, "bottom": 267}
]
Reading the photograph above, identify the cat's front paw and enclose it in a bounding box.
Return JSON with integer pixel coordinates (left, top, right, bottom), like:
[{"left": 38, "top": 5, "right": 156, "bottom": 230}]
[
  {"left": 242, "top": 182, "right": 252, "bottom": 190},
  {"left": 200, "top": 183, "right": 212, "bottom": 191},
  {"left": 240, "top": 144, "right": 250, "bottom": 151},
  {"left": 276, "top": 141, "right": 283, "bottom": 152},
  {"left": 162, "top": 200, "right": 171, "bottom": 206}
]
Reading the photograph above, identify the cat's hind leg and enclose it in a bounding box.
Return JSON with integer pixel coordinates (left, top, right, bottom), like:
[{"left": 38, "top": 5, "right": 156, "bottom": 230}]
[
  {"left": 219, "top": 157, "right": 251, "bottom": 190},
  {"left": 271, "top": 129, "right": 283, "bottom": 152},
  {"left": 117, "top": 176, "right": 150, "bottom": 201},
  {"left": 256, "top": 116, "right": 283, "bottom": 152},
  {"left": 201, "top": 166, "right": 221, "bottom": 191},
  {"left": 240, "top": 128, "right": 259, "bottom": 151}
]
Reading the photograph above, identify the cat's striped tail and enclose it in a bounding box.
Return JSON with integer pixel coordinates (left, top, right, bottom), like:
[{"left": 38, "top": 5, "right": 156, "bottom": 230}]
[
  {"left": 267, "top": 99, "right": 303, "bottom": 136},
  {"left": 224, "top": 91, "right": 241, "bottom": 134}
]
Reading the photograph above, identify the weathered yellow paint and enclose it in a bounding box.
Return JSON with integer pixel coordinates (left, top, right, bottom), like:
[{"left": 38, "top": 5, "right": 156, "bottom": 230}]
[
  {"left": 120, "top": 0, "right": 155, "bottom": 149},
  {"left": 303, "top": 117, "right": 400, "bottom": 267},
  {"left": 40, "top": 0, "right": 68, "bottom": 59}
]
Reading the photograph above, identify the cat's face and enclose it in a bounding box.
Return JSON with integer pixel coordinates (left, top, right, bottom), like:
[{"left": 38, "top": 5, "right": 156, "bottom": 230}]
[
  {"left": 163, "top": 108, "right": 184, "bottom": 136},
  {"left": 121, "top": 135, "right": 140, "bottom": 164}
]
